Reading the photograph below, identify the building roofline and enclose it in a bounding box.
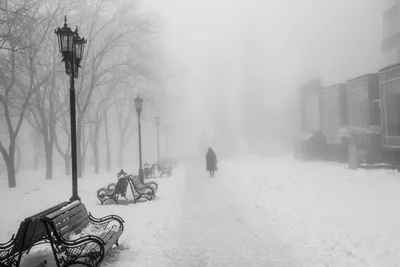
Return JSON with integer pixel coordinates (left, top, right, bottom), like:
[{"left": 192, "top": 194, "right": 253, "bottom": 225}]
[
  {"left": 322, "top": 82, "right": 345, "bottom": 90},
  {"left": 379, "top": 61, "right": 400, "bottom": 72},
  {"left": 346, "top": 73, "right": 376, "bottom": 83}
]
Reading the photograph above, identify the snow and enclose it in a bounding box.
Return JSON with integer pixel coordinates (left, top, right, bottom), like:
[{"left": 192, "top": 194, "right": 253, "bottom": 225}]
[
  {"left": 68, "top": 223, "right": 117, "bottom": 241},
  {"left": 1, "top": 155, "right": 400, "bottom": 266}
]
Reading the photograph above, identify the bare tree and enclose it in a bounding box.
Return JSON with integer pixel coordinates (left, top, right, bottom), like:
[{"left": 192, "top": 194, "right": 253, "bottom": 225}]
[
  {"left": 103, "top": 105, "right": 111, "bottom": 172},
  {"left": 26, "top": 36, "right": 64, "bottom": 179},
  {"left": 115, "top": 89, "right": 136, "bottom": 167},
  {"left": 53, "top": 78, "right": 72, "bottom": 175},
  {"left": 22, "top": 0, "right": 73, "bottom": 180},
  {"left": 69, "top": 0, "right": 156, "bottom": 177},
  {"left": 30, "top": 128, "right": 43, "bottom": 171},
  {"left": 86, "top": 82, "right": 118, "bottom": 174},
  {"left": 0, "top": 0, "right": 55, "bottom": 187}
]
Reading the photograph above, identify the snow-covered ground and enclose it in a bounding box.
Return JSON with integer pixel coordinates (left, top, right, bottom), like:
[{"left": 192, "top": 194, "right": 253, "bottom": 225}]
[{"left": 1, "top": 155, "right": 400, "bottom": 266}]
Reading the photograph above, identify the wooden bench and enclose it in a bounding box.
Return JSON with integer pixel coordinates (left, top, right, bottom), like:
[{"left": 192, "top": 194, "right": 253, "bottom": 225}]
[
  {"left": 97, "top": 169, "right": 158, "bottom": 205},
  {"left": 131, "top": 175, "right": 158, "bottom": 195},
  {"left": 145, "top": 163, "right": 171, "bottom": 178},
  {"left": 158, "top": 165, "right": 172, "bottom": 177},
  {"left": 96, "top": 177, "right": 130, "bottom": 205},
  {"left": 42, "top": 200, "right": 124, "bottom": 267},
  {"left": 144, "top": 164, "right": 155, "bottom": 178},
  {"left": 118, "top": 169, "right": 158, "bottom": 195},
  {"left": 0, "top": 201, "right": 69, "bottom": 267},
  {"left": 127, "top": 176, "right": 156, "bottom": 203}
]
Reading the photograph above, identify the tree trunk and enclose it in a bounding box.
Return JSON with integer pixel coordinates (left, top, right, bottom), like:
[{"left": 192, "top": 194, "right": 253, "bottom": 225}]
[
  {"left": 92, "top": 126, "right": 99, "bottom": 174},
  {"left": 118, "top": 130, "right": 125, "bottom": 167},
  {"left": 104, "top": 111, "right": 111, "bottom": 172},
  {"left": 93, "top": 140, "right": 99, "bottom": 174},
  {"left": 15, "top": 137, "right": 21, "bottom": 174},
  {"left": 34, "top": 144, "right": 40, "bottom": 171},
  {"left": 54, "top": 127, "right": 70, "bottom": 177},
  {"left": 64, "top": 155, "right": 71, "bottom": 175},
  {"left": 33, "top": 134, "right": 42, "bottom": 171},
  {"left": 6, "top": 156, "right": 16, "bottom": 188},
  {"left": 88, "top": 123, "right": 94, "bottom": 165},
  {"left": 44, "top": 140, "right": 53, "bottom": 179},
  {"left": 118, "top": 144, "right": 123, "bottom": 168},
  {"left": 6, "top": 140, "right": 16, "bottom": 188}
]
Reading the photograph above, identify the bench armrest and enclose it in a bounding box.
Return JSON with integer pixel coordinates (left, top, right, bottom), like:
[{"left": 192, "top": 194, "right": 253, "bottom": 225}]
[
  {"left": 89, "top": 213, "right": 124, "bottom": 224},
  {"left": 67, "top": 234, "right": 106, "bottom": 248},
  {"left": 141, "top": 186, "right": 155, "bottom": 195},
  {"left": 88, "top": 213, "right": 124, "bottom": 232},
  {"left": 43, "top": 218, "right": 106, "bottom": 248},
  {"left": 0, "top": 234, "right": 15, "bottom": 250}
]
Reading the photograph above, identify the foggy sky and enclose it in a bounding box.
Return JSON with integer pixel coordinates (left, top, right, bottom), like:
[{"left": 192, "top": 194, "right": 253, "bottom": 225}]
[{"left": 144, "top": 0, "right": 382, "bottom": 155}]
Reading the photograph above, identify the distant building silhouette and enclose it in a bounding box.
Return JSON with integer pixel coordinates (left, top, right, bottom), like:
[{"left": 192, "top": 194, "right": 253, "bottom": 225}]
[{"left": 382, "top": 0, "right": 400, "bottom": 66}]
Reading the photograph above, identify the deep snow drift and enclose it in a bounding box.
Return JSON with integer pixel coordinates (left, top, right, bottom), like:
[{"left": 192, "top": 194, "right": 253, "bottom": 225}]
[{"left": 1, "top": 155, "right": 400, "bottom": 266}]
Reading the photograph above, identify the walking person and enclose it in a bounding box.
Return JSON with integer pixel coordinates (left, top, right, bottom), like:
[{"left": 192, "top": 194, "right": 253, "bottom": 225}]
[{"left": 206, "top": 147, "right": 218, "bottom": 177}]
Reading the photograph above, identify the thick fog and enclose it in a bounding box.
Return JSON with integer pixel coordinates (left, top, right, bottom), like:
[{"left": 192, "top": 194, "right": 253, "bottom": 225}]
[
  {"left": 0, "top": 0, "right": 384, "bottom": 179},
  {"left": 145, "top": 0, "right": 382, "bottom": 158}
]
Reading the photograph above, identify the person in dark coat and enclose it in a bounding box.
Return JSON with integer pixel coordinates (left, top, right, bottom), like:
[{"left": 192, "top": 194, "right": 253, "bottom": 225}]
[{"left": 206, "top": 147, "right": 217, "bottom": 177}]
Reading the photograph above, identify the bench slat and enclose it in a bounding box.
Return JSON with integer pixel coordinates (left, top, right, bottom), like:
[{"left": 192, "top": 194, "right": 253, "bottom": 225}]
[
  {"left": 46, "top": 201, "right": 81, "bottom": 220},
  {"left": 60, "top": 216, "right": 90, "bottom": 240},
  {"left": 48, "top": 204, "right": 86, "bottom": 226},
  {"left": 56, "top": 207, "right": 88, "bottom": 232},
  {"left": 28, "top": 202, "right": 69, "bottom": 220},
  {"left": 45, "top": 203, "right": 91, "bottom": 240}
]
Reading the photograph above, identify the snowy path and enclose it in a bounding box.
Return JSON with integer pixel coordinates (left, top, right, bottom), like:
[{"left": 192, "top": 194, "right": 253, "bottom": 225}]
[
  {"left": 101, "top": 161, "right": 297, "bottom": 267},
  {"left": 168, "top": 162, "right": 297, "bottom": 267},
  {"left": 3, "top": 155, "right": 400, "bottom": 266}
]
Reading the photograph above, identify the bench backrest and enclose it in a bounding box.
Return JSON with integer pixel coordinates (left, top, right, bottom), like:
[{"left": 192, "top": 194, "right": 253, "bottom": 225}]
[
  {"left": 44, "top": 201, "right": 90, "bottom": 241},
  {"left": 131, "top": 177, "right": 145, "bottom": 190},
  {"left": 10, "top": 201, "right": 69, "bottom": 254},
  {"left": 150, "top": 164, "right": 157, "bottom": 173},
  {"left": 115, "top": 177, "right": 130, "bottom": 195}
]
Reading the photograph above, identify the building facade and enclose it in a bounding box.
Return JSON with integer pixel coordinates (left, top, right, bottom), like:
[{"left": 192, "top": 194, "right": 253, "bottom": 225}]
[{"left": 382, "top": 0, "right": 400, "bottom": 66}]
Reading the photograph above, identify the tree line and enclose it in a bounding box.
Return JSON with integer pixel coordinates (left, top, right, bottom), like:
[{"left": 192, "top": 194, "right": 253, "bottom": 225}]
[{"left": 0, "top": 0, "right": 165, "bottom": 188}]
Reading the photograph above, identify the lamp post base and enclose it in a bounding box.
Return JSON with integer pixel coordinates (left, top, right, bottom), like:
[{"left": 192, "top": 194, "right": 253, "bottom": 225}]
[
  {"left": 70, "top": 195, "right": 81, "bottom": 202},
  {"left": 138, "top": 168, "right": 144, "bottom": 183}
]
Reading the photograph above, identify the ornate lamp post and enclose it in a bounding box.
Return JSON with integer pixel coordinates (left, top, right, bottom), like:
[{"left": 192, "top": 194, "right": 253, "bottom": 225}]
[
  {"left": 154, "top": 115, "right": 160, "bottom": 163},
  {"left": 164, "top": 124, "right": 170, "bottom": 161},
  {"left": 134, "top": 94, "right": 144, "bottom": 183},
  {"left": 55, "top": 16, "right": 87, "bottom": 201}
]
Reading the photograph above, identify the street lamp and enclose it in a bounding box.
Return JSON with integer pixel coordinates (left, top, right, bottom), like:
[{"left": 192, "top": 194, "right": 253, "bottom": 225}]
[
  {"left": 164, "top": 124, "right": 170, "bottom": 161},
  {"left": 55, "top": 16, "right": 87, "bottom": 201},
  {"left": 134, "top": 94, "right": 144, "bottom": 183},
  {"left": 154, "top": 115, "right": 160, "bottom": 163}
]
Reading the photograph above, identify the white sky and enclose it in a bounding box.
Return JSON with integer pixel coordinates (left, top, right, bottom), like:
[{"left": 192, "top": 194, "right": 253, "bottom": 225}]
[
  {"left": 144, "top": 0, "right": 382, "bottom": 95},
  {"left": 141, "top": 0, "right": 383, "bottom": 152}
]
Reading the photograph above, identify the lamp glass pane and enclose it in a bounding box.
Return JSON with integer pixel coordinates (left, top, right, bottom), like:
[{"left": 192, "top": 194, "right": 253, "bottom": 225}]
[
  {"left": 57, "top": 32, "right": 63, "bottom": 53},
  {"left": 74, "top": 42, "right": 81, "bottom": 59},
  {"left": 67, "top": 34, "right": 73, "bottom": 52},
  {"left": 81, "top": 41, "right": 86, "bottom": 60}
]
